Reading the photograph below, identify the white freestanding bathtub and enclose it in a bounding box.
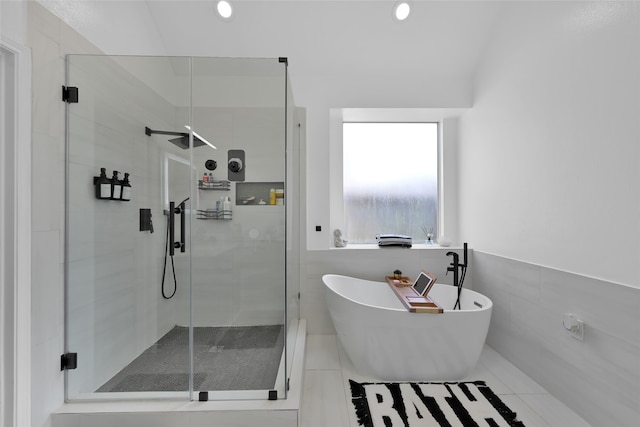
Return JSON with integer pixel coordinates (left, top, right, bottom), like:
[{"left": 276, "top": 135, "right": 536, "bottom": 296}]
[{"left": 323, "top": 274, "right": 492, "bottom": 381}]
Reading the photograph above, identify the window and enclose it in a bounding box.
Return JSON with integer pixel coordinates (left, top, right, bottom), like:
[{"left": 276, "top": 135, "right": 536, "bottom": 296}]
[{"left": 342, "top": 122, "right": 438, "bottom": 244}]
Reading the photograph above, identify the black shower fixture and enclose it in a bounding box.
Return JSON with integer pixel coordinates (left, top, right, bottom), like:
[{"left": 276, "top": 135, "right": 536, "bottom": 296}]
[
  {"left": 205, "top": 159, "right": 217, "bottom": 170},
  {"left": 227, "top": 149, "right": 245, "bottom": 181},
  {"left": 145, "top": 126, "right": 207, "bottom": 150},
  {"left": 228, "top": 158, "right": 243, "bottom": 173}
]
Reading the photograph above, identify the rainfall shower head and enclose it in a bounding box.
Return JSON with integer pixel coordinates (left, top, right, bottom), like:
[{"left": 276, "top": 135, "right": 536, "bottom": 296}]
[
  {"left": 168, "top": 135, "right": 206, "bottom": 150},
  {"left": 145, "top": 126, "right": 208, "bottom": 150}
]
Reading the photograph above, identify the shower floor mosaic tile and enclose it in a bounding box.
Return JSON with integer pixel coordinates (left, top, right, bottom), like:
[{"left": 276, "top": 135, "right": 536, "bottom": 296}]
[{"left": 97, "top": 325, "right": 284, "bottom": 392}]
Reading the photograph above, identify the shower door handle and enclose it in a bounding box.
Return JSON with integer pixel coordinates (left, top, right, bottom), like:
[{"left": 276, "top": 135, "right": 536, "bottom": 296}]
[
  {"left": 169, "top": 201, "right": 176, "bottom": 256},
  {"left": 169, "top": 202, "right": 186, "bottom": 256},
  {"left": 168, "top": 200, "right": 186, "bottom": 257},
  {"left": 179, "top": 201, "right": 186, "bottom": 253}
]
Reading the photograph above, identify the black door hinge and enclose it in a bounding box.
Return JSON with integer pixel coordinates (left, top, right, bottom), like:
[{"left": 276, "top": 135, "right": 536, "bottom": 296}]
[
  {"left": 62, "top": 86, "right": 79, "bottom": 103},
  {"left": 60, "top": 352, "right": 78, "bottom": 371}
]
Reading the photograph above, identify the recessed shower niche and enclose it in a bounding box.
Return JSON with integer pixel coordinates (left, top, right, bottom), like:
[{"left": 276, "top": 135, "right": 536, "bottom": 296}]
[{"left": 64, "top": 55, "right": 301, "bottom": 403}]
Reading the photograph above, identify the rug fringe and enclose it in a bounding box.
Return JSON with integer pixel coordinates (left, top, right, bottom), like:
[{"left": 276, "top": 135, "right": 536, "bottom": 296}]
[{"left": 350, "top": 379, "right": 374, "bottom": 426}]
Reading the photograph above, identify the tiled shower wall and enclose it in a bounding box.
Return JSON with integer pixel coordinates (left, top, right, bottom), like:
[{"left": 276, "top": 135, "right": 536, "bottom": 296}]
[
  {"left": 175, "top": 106, "right": 288, "bottom": 329},
  {"left": 472, "top": 251, "right": 640, "bottom": 427},
  {"left": 66, "top": 55, "right": 183, "bottom": 397}
]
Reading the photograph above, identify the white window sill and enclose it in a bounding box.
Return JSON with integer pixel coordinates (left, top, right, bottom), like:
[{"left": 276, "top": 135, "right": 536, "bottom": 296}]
[{"left": 329, "top": 243, "right": 464, "bottom": 250}]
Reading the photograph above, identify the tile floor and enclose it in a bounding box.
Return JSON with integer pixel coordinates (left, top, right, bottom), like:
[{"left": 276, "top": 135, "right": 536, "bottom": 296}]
[{"left": 301, "top": 335, "right": 592, "bottom": 427}]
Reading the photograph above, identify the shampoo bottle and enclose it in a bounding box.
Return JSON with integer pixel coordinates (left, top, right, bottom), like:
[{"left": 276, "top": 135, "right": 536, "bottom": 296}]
[
  {"left": 96, "top": 168, "right": 111, "bottom": 200},
  {"left": 120, "top": 172, "right": 132, "bottom": 201},
  {"left": 223, "top": 196, "right": 232, "bottom": 219},
  {"left": 111, "top": 171, "right": 122, "bottom": 200}
]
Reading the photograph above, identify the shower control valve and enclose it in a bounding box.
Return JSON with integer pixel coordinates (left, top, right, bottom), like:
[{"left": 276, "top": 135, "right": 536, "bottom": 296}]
[
  {"left": 228, "top": 158, "right": 243, "bottom": 173},
  {"left": 205, "top": 159, "right": 217, "bottom": 171}
]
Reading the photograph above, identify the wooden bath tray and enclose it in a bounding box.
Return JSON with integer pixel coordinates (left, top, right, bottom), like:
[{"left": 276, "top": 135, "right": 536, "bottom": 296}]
[
  {"left": 386, "top": 276, "right": 413, "bottom": 287},
  {"left": 385, "top": 276, "right": 443, "bottom": 314}
]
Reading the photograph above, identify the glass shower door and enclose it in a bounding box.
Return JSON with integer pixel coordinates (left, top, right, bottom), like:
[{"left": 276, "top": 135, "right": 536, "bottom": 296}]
[
  {"left": 65, "top": 55, "right": 193, "bottom": 400},
  {"left": 189, "top": 57, "right": 288, "bottom": 399}
]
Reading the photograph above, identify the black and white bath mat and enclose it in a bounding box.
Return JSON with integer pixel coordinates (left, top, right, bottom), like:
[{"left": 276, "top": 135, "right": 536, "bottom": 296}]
[{"left": 350, "top": 380, "right": 525, "bottom": 427}]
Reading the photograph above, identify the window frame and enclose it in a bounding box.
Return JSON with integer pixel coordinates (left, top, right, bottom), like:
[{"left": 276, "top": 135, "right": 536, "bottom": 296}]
[
  {"left": 328, "top": 108, "right": 460, "bottom": 249},
  {"left": 341, "top": 121, "right": 440, "bottom": 245}
]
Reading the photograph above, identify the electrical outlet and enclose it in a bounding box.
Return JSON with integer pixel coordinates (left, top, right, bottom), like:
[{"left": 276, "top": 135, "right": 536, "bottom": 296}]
[{"left": 563, "top": 313, "right": 584, "bottom": 341}]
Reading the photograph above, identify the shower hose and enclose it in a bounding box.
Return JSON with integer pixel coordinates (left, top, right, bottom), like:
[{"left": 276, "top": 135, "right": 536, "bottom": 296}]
[{"left": 161, "top": 214, "right": 177, "bottom": 299}]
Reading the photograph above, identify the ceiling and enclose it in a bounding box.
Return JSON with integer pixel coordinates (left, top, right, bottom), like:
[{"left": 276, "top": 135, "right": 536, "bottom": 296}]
[{"left": 39, "top": 1, "right": 508, "bottom": 81}]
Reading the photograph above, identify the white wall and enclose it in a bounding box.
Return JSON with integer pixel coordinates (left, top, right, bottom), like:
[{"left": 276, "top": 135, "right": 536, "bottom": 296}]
[
  {"left": 459, "top": 2, "right": 640, "bottom": 425},
  {"left": 1, "top": 3, "right": 33, "bottom": 424},
  {"left": 1, "top": 1, "right": 28, "bottom": 46},
  {"left": 459, "top": 1, "right": 640, "bottom": 287},
  {"left": 26, "top": 3, "right": 103, "bottom": 426},
  {"left": 37, "top": 0, "right": 167, "bottom": 55}
]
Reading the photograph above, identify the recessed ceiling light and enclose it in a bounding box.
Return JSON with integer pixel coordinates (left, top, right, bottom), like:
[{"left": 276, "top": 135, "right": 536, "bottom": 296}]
[
  {"left": 393, "top": 1, "right": 411, "bottom": 21},
  {"left": 216, "top": 1, "right": 233, "bottom": 20}
]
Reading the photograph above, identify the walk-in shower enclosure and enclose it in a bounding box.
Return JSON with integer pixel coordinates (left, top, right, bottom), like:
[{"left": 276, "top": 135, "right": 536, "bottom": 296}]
[{"left": 64, "top": 55, "right": 300, "bottom": 402}]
